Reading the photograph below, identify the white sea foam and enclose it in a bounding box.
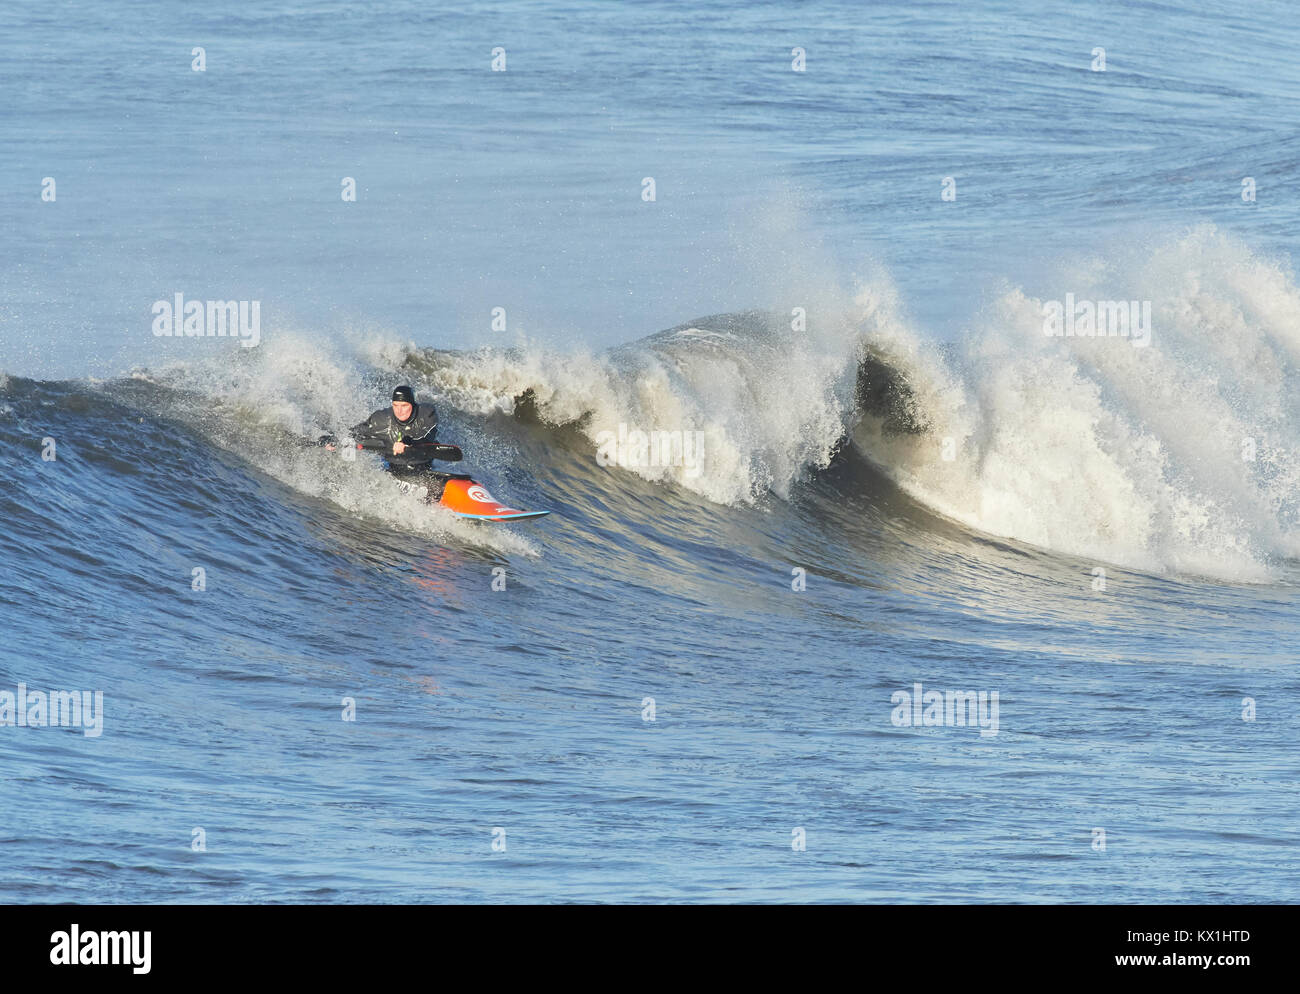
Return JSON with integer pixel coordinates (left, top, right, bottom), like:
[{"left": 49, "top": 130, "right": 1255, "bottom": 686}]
[
  {"left": 852, "top": 226, "right": 1300, "bottom": 579},
  {"left": 425, "top": 226, "right": 1298, "bottom": 578}
]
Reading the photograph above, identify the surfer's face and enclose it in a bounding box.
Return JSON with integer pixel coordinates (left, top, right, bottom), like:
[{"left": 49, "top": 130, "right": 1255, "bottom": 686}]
[{"left": 392, "top": 400, "right": 413, "bottom": 422}]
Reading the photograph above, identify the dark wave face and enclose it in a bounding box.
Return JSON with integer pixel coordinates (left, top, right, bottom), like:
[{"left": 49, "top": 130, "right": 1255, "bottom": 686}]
[{"left": 2, "top": 291, "right": 1297, "bottom": 902}]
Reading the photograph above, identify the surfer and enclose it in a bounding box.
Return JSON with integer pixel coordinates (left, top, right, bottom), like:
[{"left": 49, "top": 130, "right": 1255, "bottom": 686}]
[
  {"left": 320, "top": 385, "right": 457, "bottom": 498},
  {"left": 317, "top": 385, "right": 548, "bottom": 521}
]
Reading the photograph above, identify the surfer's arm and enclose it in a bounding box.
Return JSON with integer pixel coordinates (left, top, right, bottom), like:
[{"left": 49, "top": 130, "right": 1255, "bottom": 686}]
[
  {"left": 348, "top": 415, "right": 379, "bottom": 438},
  {"left": 315, "top": 413, "right": 386, "bottom": 452},
  {"left": 342, "top": 412, "right": 392, "bottom": 448}
]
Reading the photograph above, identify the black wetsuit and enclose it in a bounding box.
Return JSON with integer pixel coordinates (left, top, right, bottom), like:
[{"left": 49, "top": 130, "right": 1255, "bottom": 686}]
[
  {"left": 349, "top": 403, "right": 439, "bottom": 468},
  {"left": 348, "top": 403, "right": 452, "bottom": 498}
]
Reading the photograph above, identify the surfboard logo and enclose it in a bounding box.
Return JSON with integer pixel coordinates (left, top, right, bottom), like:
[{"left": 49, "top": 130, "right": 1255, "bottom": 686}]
[{"left": 466, "top": 485, "right": 494, "bottom": 503}]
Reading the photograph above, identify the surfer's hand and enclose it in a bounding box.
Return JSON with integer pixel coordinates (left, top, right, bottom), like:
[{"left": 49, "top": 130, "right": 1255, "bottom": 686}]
[
  {"left": 324, "top": 443, "right": 336, "bottom": 451},
  {"left": 393, "top": 441, "right": 407, "bottom": 454}
]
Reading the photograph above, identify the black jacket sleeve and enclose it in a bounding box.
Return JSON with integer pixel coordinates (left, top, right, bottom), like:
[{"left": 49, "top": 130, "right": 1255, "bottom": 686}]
[{"left": 348, "top": 410, "right": 387, "bottom": 442}]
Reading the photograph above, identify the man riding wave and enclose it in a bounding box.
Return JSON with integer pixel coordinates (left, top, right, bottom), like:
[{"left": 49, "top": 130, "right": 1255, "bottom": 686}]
[{"left": 321, "top": 385, "right": 460, "bottom": 498}]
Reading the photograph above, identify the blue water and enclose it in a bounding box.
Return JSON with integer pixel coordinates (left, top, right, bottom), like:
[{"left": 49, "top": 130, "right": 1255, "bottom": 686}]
[{"left": 2, "top": 0, "right": 1298, "bottom": 902}]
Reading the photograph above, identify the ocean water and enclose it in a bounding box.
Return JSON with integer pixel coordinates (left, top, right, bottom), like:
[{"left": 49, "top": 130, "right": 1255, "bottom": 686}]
[{"left": 1, "top": 0, "right": 1298, "bottom": 903}]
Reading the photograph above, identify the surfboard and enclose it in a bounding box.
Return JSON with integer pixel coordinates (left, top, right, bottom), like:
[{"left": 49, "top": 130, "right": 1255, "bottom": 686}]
[{"left": 437, "top": 477, "right": 550, "bottom": 522}]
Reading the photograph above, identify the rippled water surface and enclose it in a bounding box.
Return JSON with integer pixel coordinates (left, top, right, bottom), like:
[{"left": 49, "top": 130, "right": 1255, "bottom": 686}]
[{"left": 1, "top": 1, "right": 1298, "bottom": 902}]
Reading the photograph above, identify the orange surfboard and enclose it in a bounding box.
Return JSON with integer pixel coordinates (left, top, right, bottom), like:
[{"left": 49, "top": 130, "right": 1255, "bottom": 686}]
[{"left": 438, "top": 477, "right": 550, "bottom": 522}]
